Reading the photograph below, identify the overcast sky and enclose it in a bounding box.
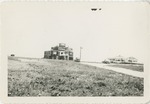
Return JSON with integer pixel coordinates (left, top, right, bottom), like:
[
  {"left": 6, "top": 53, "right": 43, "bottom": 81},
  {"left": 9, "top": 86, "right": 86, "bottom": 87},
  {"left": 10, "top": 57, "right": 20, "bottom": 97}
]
[{"left": 1, "top": 2, "right": 149, "bottom": 62}]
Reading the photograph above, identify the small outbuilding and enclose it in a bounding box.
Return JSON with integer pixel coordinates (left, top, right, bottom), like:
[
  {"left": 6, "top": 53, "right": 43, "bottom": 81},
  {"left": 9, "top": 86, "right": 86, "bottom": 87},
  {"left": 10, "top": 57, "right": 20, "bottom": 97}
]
[{"left": 125, "top": 57, "right": 138, "bottom": 63}]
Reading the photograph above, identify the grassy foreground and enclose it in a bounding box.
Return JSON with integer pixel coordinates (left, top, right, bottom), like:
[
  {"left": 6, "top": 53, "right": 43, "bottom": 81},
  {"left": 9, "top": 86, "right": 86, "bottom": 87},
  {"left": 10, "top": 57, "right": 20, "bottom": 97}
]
[{"left": 8, "top": 57, "right": 144, "bottom": 96}]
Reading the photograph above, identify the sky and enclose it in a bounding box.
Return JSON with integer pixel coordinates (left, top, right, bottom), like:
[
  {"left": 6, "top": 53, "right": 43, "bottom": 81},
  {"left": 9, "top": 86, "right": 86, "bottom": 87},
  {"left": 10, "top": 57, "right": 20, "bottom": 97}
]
[{"left": 1, "top": 2, "right": 149, "bottom": 63}]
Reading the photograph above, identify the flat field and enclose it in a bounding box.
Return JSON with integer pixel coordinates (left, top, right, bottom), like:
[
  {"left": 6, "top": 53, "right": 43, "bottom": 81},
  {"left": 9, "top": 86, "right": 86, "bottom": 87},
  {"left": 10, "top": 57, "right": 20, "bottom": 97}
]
[
  {"left": 8, "top": 56, "right": 144, "bottom": 96},
  {"left": 108, "top": 64, "right": 144, "bottom": 72}
]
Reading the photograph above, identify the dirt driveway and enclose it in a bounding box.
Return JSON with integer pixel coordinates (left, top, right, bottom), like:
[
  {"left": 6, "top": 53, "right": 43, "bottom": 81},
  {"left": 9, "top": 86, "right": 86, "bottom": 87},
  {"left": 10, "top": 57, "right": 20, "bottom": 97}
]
[{"left": 81, "top": 62, "right": 144, "bottom": 78}]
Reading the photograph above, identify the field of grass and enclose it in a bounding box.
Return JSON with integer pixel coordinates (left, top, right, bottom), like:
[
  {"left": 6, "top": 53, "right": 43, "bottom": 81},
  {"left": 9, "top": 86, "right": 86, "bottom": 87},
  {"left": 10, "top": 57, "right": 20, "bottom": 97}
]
[
  {"left": 8, "top": 56, "right": 144, "bottom": 96},
  {"left": 108, "top": 64, "right": 144, "bottom": 72}
]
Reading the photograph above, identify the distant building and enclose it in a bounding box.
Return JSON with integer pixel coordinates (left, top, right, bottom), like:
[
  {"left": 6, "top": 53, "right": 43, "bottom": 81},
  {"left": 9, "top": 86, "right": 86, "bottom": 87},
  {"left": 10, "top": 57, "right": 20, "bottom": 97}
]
[
  {"left": 112, "top": 55, "right": 125, "bottom": 63},
  {"left": 103, "top": 55, "right": 138, "bottom": 64},
  {"left": 125, "top": 57, "right": 138, "bottom": 63},
  {"left": 44, "top": 43, "right": 73, "bottom": 60}
]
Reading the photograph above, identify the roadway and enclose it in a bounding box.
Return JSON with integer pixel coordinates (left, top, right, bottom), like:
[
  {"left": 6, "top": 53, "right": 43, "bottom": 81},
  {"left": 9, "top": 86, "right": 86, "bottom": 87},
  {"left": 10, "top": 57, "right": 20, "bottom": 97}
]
[{"left": 81, "top": 62, "right": 144, "bottom": 78}]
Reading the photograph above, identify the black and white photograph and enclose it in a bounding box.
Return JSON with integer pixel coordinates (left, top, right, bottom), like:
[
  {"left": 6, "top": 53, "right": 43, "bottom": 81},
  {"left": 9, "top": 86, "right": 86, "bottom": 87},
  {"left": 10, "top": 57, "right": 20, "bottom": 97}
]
[{"left": 0, "top": 1, "right": 150, "bottom": 104}]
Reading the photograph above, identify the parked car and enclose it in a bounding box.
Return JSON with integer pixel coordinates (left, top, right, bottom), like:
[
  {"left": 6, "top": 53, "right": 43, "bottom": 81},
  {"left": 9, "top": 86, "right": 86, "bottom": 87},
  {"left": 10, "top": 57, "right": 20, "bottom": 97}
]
[
  {"left": 11, "top": 54, "right": 15, "bottom": 57},
  {"left": 102, "top": 59, "right": 110, "bottom": 64},
  {"left": 74, "top": 58, "right": 80, "bottom": 62}
]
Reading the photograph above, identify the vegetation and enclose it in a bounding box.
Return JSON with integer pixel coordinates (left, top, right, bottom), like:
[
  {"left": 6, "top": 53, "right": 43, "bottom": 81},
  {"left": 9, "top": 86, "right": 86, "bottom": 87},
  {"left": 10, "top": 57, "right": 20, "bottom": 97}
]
[{"left": 8, "top": 57, "right": 143, "bottom": 96}]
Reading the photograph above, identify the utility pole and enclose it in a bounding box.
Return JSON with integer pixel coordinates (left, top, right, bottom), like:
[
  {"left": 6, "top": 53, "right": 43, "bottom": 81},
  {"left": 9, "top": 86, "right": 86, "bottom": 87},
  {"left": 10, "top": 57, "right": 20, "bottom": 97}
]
[{"left": 80, "top": 47, "right": 83, "bottom": 61}]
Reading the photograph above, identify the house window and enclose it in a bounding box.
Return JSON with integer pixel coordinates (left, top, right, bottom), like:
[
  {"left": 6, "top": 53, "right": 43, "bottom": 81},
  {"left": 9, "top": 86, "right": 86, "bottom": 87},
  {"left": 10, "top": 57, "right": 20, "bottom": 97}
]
[{"left": 53, "top": 52, "right": 57, "bottom": 54}]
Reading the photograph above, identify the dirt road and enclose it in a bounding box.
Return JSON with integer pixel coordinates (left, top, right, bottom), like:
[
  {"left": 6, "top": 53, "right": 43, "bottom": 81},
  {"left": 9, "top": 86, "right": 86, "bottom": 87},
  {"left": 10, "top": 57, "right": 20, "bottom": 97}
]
[{"left": 81, "top": 62, "right": 144, "bottom": 78}]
